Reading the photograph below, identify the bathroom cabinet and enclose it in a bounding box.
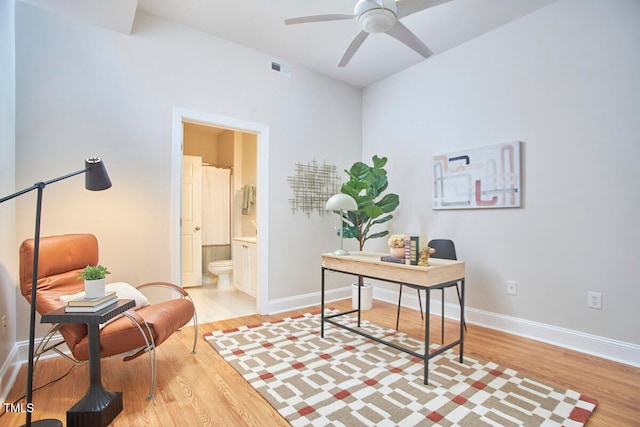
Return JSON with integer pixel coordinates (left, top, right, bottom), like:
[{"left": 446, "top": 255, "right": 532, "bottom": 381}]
[{"left": 232, "top": 239, "right": 257, "bottom": 297}]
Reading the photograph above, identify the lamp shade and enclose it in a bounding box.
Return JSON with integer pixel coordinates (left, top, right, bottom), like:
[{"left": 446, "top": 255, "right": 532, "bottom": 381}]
[
  {"left": 326, "top": 193, "right": 357, "bottom": 211},
  {"left": 85, "top": 157, "right": 112, "bottom": 191}
]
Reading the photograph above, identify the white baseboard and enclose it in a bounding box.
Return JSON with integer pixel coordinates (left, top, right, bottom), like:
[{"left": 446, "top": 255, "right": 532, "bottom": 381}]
[
  {"left": 1, "top": 333, "right": 69, "bottom": 404},
  {"left": 0, "top": 344, "right": 21, "bottom": 404},
  {"left": 265, "top": 285, "right": 640, "bottom": 368},
  {"left": 265, "top": 286, "right": 351, "bottom": 315},
  {"left": 464, "top": 306, "right": 640, "bottom": 368},
  {"left": 14, "top": 334, "right": 67, "bottom": 364}
]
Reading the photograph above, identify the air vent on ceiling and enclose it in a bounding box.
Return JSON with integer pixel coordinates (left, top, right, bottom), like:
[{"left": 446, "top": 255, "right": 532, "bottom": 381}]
[{"left": 270, "top": 60, "right": 292, "bottom": 77}]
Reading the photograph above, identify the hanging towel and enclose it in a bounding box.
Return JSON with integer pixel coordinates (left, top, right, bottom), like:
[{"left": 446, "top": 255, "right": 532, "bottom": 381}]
[
  {"left": 242, "top": 184, "right": 256, "bottom": 215},
  {"left": 202, "top": 167, "right": 231, "bottom": 245}
]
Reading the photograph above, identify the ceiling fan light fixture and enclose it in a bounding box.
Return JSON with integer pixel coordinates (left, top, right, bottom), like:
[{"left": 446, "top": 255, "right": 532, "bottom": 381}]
[
  {"left": 354, "top": 0, "right": 398, "bottom": 34},
  {"left": 358, "top": 8, "right": 396, "bottom": 33}
]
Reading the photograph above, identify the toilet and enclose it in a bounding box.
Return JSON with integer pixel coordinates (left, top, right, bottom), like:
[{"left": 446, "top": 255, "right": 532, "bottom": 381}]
[{"left": 208, "top": 260, "right": 233, "bottom": 290}]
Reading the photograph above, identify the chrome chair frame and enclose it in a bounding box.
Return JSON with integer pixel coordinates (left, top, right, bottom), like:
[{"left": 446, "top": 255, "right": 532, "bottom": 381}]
[{"left": 33, "top": 284, "right": 198, "bottom": 400}]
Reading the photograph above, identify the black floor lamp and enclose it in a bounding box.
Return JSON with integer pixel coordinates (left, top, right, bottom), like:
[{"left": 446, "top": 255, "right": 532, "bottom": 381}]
[{"left": 0, "top": 157, "right": 111, "bottom": 427}]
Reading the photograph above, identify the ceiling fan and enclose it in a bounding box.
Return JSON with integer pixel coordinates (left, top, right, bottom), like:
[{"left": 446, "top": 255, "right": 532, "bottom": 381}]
[{"left": 285, "top": 0, "right": 452, "bottom": 67}]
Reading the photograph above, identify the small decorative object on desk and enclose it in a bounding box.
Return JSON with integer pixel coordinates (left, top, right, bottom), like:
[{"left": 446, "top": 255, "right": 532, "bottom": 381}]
[
  {"left": 418, "top": 246, "right": 436, "bottom": 267},
  {"left": 388, "top": 234, "right": 406, "bottom": 258},
  {"left": 65, "top": 291, "right": 118, "bottom": 312},
  {"left": 78, "top": 264, "right": 110, "bottom": 299}
]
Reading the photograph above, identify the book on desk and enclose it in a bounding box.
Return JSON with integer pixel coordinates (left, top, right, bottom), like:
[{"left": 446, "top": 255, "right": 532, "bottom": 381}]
[
  {"left": 65, "top": 291, "right": 118, "bottom": 312},
  {"left": 380, "top": 255, "right": 405, "bottom": 264}
]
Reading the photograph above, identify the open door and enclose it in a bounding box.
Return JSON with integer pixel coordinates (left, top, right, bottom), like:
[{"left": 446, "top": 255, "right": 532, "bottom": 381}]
[{"left": 182, "top": 155, "right": 203, "bottom": 287}]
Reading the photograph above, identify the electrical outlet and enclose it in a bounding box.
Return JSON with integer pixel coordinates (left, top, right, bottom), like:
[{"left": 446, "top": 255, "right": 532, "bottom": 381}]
[
  {"left": 506, "top": 280, "right": 517, "bottom": 296},
  {"left": 588, "top": 292, "right": 602, "bottom": 309}
]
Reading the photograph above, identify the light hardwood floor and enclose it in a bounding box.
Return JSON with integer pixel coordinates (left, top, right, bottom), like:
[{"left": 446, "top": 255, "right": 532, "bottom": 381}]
[{"left": 2, "top": 299, "right": 639, "bottom": 426}]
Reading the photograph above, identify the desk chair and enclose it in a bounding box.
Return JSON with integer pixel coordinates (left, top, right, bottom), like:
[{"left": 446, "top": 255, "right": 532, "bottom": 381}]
[{"left": 395, "top": 239, "right": 466, "bottom": 342}]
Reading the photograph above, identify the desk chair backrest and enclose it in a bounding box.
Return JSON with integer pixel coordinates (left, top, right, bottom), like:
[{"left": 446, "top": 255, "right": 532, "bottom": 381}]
[
  {"left": 427, "top": 238, "right": 466, "bottom": 335},
  {"left": 428, "top": 239, "right": 457, "bottom": 260},
  {"left": 395, "top": 238, "right": 460, "bottom": 331}
]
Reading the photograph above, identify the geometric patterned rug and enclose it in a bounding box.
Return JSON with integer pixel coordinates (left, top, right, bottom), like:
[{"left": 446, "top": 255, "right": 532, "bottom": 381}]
[{"left": 204, "top": 310, "right": 597, "bottom": 426}]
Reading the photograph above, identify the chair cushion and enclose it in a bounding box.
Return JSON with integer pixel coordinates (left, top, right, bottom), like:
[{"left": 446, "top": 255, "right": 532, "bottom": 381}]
[
  {"left": 20, "top": 233, "right": 196, "bottom": 363},
  {"left": 65, "top": 299, "right": 195, "bottom": 361}
]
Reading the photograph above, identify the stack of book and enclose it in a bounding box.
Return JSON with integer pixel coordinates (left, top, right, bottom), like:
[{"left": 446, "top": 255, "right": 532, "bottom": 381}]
[
  {"left": 404, "top": 235, "right": 428, "bottom": 265},
  {"left": 65, "top": 291, "right": 118, "bottom": 312},
  {"left": 380, "top": 235, "right": 429, "bottom": 265}
]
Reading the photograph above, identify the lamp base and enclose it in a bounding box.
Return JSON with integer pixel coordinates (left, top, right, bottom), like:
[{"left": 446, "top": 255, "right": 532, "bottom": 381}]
[
  {"left": 21, "top": 419, "right": 63, "bottom": 427},
  {"left": 332, "top": 249, "right": 350, "bottom": 256}
]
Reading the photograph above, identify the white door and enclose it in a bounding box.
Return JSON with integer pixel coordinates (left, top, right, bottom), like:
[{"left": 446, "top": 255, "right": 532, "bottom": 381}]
[{"left": 182, "top": 155, "right": 203, "bottom": 287}]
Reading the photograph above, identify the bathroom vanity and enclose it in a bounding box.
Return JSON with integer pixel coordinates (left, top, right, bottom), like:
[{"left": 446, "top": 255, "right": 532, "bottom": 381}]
[{"left": 232, "top": 237, "right": 257, "bottom": 297}]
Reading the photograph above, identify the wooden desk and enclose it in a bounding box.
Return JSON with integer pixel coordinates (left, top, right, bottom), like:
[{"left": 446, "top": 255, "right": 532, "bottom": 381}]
[
  {"left": 321, "top": 252, "right": 465, "bottom": 385},
  {"left": 41, "top": 299, "right": 135, "bottom": 427}
]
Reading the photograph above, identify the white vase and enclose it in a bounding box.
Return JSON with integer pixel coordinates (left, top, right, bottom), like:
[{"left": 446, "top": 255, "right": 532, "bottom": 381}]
[
  {"left": 351, "top": 282, "right": 373, "bottom": 310},
  {"left": 84, "top": 278, "right": 106, "bottom": 299}
]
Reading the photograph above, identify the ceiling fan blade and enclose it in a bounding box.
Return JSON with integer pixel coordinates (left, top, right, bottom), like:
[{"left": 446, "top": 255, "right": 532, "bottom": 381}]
[
  {"left": 338, "top": 31, "right": 370, "bottom": 67},
  {"left": 385, "top": 21, "right": 433, "bottom": 58},
  {"left": 285, "top": 14, "right": 355, "bottom": 25},
  {"left": 396, "top": 0, "right": 453, "bottom": 19}
]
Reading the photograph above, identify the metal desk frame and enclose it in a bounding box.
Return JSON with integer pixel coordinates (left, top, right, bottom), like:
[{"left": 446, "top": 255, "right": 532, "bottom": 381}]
[{"left": 320, "top": 253, "right": 465, "bottom": 385}]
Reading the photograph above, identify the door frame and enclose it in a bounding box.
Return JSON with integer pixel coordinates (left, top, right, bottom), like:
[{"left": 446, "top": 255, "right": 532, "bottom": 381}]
[{"left": 171, "top": 107, "right": 269, "bottom": 314}]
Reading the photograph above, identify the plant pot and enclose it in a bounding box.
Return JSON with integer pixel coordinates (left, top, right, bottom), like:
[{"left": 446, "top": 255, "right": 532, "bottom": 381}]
[
  {"left": 390, "top": 247, "right": 405, "bottom": 258},
  {"left": 351, "top": 282, "right": 373, "bottom": 310},
  {"left": 84, "top": 278, "right": 106, "bottom": 299}
]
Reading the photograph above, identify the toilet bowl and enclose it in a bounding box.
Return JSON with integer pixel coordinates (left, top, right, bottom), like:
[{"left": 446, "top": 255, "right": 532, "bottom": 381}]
[{"left": 208, "top": 260, "right": 233, "bottom": 290}]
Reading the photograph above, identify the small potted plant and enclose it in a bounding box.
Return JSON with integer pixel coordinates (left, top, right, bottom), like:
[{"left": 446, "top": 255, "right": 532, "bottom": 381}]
[
  {"left": 388, "top": 234, "right": 406, "bottom": 258},
  {"left": 78, "top": 264, "right": 110, "bottom": 299}
]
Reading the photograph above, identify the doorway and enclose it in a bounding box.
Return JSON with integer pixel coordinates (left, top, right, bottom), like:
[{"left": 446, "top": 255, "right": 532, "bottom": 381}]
[{"left": 171, "top": 107, "right": 269, "bottom": 321}]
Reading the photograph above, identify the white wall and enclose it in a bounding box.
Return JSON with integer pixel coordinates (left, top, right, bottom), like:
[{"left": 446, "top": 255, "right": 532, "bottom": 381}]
[
  {"left": 12, "top": 0, "right": 638, "bottom": 369},
  {"left": 0, "top": 0, "right": 18, "bottom": 401},
  {"left": 362, "top": 0, "right": 640, "bottom": 350},
  {"left": 14, "top": 4, "right": 362, "bottom": 341}
]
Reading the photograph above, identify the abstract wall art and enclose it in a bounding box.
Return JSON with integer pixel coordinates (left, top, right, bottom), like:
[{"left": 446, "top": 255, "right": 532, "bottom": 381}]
[
  {"left": 287, "top": 159, "right": 342, "bottom": 216},
  {"left": 432, "top": 141, "right": 521, "bottom": 210}
]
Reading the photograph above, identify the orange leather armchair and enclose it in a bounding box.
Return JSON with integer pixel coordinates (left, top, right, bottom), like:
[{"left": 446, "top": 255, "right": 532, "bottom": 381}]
[{"left": 19, "top": 233, "right": 198, "bottom": 399}]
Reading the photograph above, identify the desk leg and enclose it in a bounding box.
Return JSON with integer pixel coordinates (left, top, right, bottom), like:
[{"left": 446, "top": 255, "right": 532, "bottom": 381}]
[
  {"left": 321, "top": 267, "right": 325, "bottom": 338},
  {"left": 459, "top": 278, "right": 465, "bottom": 363},
  {"left": 67, "top": 324, "right": 123, "bottom": 427},
  {"left": 423, "top": 288, "right": 431, "bottom": 385}
]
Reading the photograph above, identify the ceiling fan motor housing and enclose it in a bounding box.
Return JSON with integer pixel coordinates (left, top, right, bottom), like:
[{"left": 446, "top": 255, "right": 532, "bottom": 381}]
[{"left": 355, "top": 0, "right": 398, "bottom": 33}]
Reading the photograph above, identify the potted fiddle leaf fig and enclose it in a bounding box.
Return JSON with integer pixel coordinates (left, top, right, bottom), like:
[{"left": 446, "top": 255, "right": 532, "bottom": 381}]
[
  {"left": 339, "top": 155, "right": 400, "bottom": 309},
  {"left": 340, "top": 155, "right": 400, "bottom": 251},
  {"left": 78, "top": 264, "right": 110, "bottom": 299}
]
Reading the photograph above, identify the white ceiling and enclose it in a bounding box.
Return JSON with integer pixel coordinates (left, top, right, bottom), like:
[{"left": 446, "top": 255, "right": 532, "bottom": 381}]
[{"left": 23, "top": 0, "right": 557, "bottom": 88}]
